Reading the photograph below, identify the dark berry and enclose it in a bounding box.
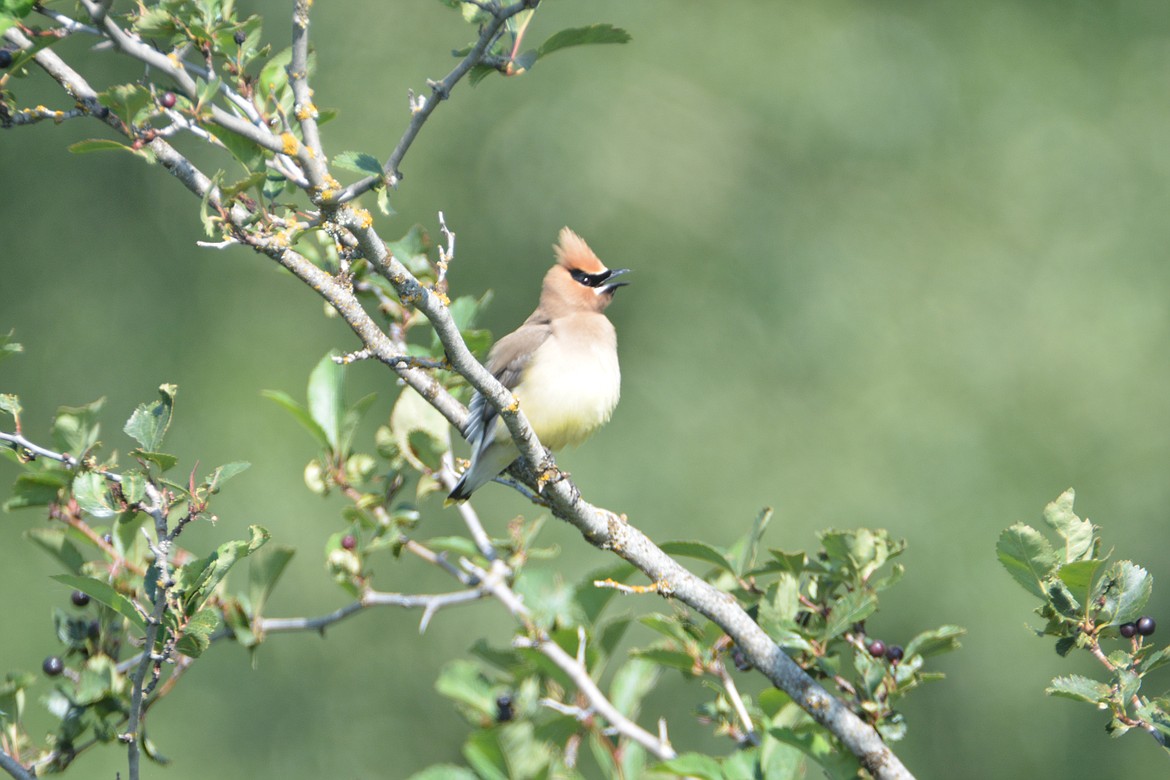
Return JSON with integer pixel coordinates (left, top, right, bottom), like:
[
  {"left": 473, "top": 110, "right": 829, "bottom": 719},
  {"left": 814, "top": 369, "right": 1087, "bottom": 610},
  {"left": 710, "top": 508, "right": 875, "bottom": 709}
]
[
  {"left": 730, "top": 646, "right": 753, "bottom": 672},
  {"left": 341, "top": 534, "right": 357, "bottom": 550},
  {"left": 161, "top": 92, "right": 177, "bottom": 109},
  {"left": 887, "top": 645, "right": 905, "bottom": 663},
  {"left": 42, "top": 656, "right": 64, "bottom": 677},
  {"left": 87, "top": 620, "right": 101, "bottom": 640},
  {"left": 867, "top": 640, "right": 887, "bottom": 658},
  {"left": 71, "top": 590, "right": 90, "bottom": 608},
  {"left": 234, "top": 30, "right": 247, "bottom": 46},
  {"left": 0, "top": 50, "right": 13, "bottom": 69},
  {"left": 495, "top": 694, "right": 513, "bottom": 723},
  {"left": 1137, "top": 616, "right": 1157, "bottom": 637},
  {"left": 1120, "top": 622, "right": 1137, "bottom": 638},
  {"left": 101, "top": 533, "right": 113, "bottom": 545}
]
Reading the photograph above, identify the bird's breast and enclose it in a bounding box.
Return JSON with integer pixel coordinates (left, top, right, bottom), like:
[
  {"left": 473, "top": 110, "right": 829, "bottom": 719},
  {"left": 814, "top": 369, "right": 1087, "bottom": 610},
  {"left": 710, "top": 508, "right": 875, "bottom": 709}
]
[{"left": 508, "top": 317, "right": 620, "bottom": 450}]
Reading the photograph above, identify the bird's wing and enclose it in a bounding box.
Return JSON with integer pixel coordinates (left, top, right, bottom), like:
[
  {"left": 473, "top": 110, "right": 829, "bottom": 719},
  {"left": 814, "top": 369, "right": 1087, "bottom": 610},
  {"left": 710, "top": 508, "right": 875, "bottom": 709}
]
[{"left": 465, "top": 320, "right": 553, "bottom": 452}]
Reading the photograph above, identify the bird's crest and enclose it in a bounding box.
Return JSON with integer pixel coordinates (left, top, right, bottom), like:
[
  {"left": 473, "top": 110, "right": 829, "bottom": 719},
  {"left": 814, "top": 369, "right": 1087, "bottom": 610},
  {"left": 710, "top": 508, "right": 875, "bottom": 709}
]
[{"left": 554, "top": 227, "right": 607, "bottom": 274}]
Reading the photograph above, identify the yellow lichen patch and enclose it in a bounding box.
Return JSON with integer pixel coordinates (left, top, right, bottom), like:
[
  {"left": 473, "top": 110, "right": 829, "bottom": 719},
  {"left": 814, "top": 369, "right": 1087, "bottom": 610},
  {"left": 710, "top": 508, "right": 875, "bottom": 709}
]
[
  {"left": 280, "top": 132, "right": 299, "bottom": 155},
  {"left": 295, "top": 102, "right": 317, "bottom": 121},
  {"left": 317, "top": 188, "right": 336, "bottom": 204},
  {"left": 434, "top": 291, "right": 450, "bottom": 306},
  {"left": 167, "top": 52, "right": 181, "bottom": 67},
  {"left": 354, "top": 209, "right": 373, "bottom": 230}
]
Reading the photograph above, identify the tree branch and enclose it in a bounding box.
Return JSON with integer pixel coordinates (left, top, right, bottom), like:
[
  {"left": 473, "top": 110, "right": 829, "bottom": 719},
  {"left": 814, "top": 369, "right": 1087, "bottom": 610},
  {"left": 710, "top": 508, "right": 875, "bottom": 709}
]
[{"left": 0, "top": 749, "right": 33, "bottom": 780}]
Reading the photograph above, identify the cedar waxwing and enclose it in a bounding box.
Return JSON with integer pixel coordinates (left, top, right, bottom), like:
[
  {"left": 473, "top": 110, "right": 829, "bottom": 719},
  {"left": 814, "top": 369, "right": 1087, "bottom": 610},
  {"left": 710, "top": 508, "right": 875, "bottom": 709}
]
[{"left": 447, "top": 227, "right": 629, "bottom": 502}]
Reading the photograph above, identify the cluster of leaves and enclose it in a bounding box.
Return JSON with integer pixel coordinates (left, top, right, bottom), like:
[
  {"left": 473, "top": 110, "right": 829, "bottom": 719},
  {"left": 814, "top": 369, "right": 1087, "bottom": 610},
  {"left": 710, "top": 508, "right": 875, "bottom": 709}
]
[
  {"left": 401, "top": 511, "right": 963, "bottom": 780},
  {"left": 0, "top": 365, "right": 287, "bottom": 771},
  {"left": 998, "top": 489, "right": 1170, "bottom": 748}
]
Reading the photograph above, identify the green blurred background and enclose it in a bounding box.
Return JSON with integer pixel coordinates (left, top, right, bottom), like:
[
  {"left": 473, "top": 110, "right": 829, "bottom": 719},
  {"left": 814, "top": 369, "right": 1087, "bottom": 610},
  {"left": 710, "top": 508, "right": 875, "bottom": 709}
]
[{"left": 4, "top": 0, "right": 1170, "bottom": 776}]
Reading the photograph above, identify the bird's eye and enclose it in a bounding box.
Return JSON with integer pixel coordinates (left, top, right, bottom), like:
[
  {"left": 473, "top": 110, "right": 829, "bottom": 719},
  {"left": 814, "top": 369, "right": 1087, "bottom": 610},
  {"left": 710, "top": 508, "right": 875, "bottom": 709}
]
[{"left": 570, "top": 269, "right": 606, "bottom": 287}]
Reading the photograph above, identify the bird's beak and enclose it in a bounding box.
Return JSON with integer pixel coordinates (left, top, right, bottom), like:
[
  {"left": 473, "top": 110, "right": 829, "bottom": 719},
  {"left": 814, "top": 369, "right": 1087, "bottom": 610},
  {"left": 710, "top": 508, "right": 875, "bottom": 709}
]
[{"left": 601, "top": 268, "right": 631, "bottom": 292}]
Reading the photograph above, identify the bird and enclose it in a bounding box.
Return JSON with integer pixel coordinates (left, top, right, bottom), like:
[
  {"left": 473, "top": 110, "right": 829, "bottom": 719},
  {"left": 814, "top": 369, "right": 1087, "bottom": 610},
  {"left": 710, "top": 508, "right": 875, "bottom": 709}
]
[{"left": 447, "top": 227, "right": 629, "bottom": 503}]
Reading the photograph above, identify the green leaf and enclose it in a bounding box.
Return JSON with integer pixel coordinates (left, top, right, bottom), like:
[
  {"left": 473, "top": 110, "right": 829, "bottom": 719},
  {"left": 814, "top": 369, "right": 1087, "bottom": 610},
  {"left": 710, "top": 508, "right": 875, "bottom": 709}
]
[
  {"left": 206, "top": 124, "right": 264, "bottom": 170},
  {"left": 131, "top": 449, "right": 179, "bottom": 472},
  {"left": 0, "top": 394, "right": 21, "bottom": 419},
  {"left": 121, "top": 470, "right": 146, "bottom": 505},
  {"left": 307, "top": 354, "right": 344, "bottom": 451},
  {"left": 52, "top": 574, "right": 146, "bottom": 631},
  {"left": 758, "top": 574, "right": 801, "bottom": 635},
  {"left": 52, "top": 397, "right": 104, "bottom": 456},
  {"left": 25, "top": 528, "right": 85, "bottom": 574},
  {"left": 821, "top": 589, "right": 877, "bottom": 640},
  {"left": 0, "top": 330, "right": 22, "bottom": 366},
  {"left": 98, "top": 84, "right": 152, "bottom": 127},
  {"left": 202, "top": 461, "right": 251, "bottom": 493},
  {"left": 536, "top": 24, "right": 631, "bottom": 59},
  {"left": 68, "top": 138, "right": 137, "bottom": 155},
  {"left": 390, "top": 388, "right": 451, "bottom": 473},
  {"left": 653, "top": 753, "right": 723, "bottom": 780},
  {"left": 659, "top": 540, "right": 734, "bottom": 574},
  {"left": 1057, "top": 559, "right": 1103, "bottom": 606},
  {"left": 1046, "top": 674, "right": 1110, "bottom": 704},
  {"left": 0, "top": 1, "right": 36, "bottom": 20},
  {"left": 4, "top": 470, "right": 67, "bottom": 510},
  {"left": 1043, "top": 489, "right": 1094, "bottom": 562},
  {"left": 629, "top": 648, "right": 696, "bottom": 675},
  {"left": 435, "top": 659, "right": 496, "bottom": 719},
  {"left": 75, "top": 655, "right": 119, "bottom": 705},
  {"left": 903, "top": 625, "right": 965, "bottom": 659},
  {"left": 340, "top": 393, "right": 377, "bottom": 457},
  {"left": 996, "top": 524, "right": 1058, "bottom": 599},
  {"left": 334, "top": 151, "right": 384, "bottom": 176},
  {"left": 123, "top": 384, "right": 177, "bottom": 452},
  {"left": 577, "top": 561, "right": 637, "bottom": 624},
  {"left": 247, "top": 545, "right": 295, "bottom": 614},
  {"left": 72, "top": 472, "right": 117, "bottom": 518},
  {"left": 736, "top": 506, "right": 773, "bottom": 576},
  {"left": 609, "top": 658, "right": 659, "bottom": 717},
  {"left": 385, "top": 224, "right": 432, "bottom": 276},
  {"left": 513, "top": 569, "right": 582, "bottom": 630},
  {"left": 261, "top": 389, "right": 330, "bottom": 449},
  {"left": 1093, "top": 560, "right": 1152, "bottom": 626},
  {"left": 173, "top": 526, "right": 270, "bottom": 611},
  {"left": 175, "top": 608, "right": 221, "bottom": 658}
]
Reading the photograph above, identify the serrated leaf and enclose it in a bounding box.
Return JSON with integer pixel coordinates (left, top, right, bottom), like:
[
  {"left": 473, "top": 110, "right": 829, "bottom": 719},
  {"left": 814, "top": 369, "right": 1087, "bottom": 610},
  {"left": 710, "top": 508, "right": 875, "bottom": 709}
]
[
  {"left": 1094, "top": 560, "right": 1152, "bottom": 626},
  {"left": 407, "top": 767, "right": 479, "bottom": 780},
  {"left": 903, "top": 625, "right": 965, "bottom": 659},
  {"left": 175, "top": 608, "right": 221, "bottom": 658},
  {"left": 996, "top": 524, "right": 1058, "bottom": 599},
  {"left": 0, "top": 394, "right": 21, "bottom": 419},
  {"left": 173, "top": 526, "right": 270, "bottom": 611},
  {"left": 333, "top": 150, "right": 384, "bottom": 176},
  {"left": 435, "top": 659, "right": 496, "bottom": 717},
  {"left": 4, "top": 470, "right": 67, "bottom": 510},
  {"left": 1047, "top": 674, "right": 1110, "bottom": 704},
  {"left": 52, "top": 574, "right": 146, "bottom": 631},
  {"left": 72, "top": 472, "right": 117, "bottom": 518},
  {"left": 52, "top": 397, "right": 104, "bottom": 456},
  {"left": 124, "top": 384, "right": 177, "bottom": 452},
  {"left": 1057, "top": 559, "right": 1103, "bottom": 606},
  {"left": 822, "top": 589, "right": 877, "bottom": 640},
  {"left": 1043, "top": 489, "right": 1094, "bottom": 562},
  {"left": 659, "top": 540, "right": 734, "bottom": 574},
  {"left": 536, "top": 24, "right": 631, "bottom": 59},
  {"left": 206, "top": 124, "right": 265, "bottom": 171}
]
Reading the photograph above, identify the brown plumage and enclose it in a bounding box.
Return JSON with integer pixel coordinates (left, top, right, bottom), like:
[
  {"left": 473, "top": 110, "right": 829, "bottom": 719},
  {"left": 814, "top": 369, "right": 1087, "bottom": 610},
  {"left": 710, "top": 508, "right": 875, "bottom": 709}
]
[{"left": 447, "top": 227, "right": 629, "bottom": 502}]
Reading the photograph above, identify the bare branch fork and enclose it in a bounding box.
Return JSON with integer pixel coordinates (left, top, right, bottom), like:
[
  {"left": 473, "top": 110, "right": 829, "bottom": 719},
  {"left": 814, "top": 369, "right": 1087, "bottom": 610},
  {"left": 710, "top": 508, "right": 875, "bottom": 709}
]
[{"left": 1, "top": 2, "right": 914, "bottom": 778}]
